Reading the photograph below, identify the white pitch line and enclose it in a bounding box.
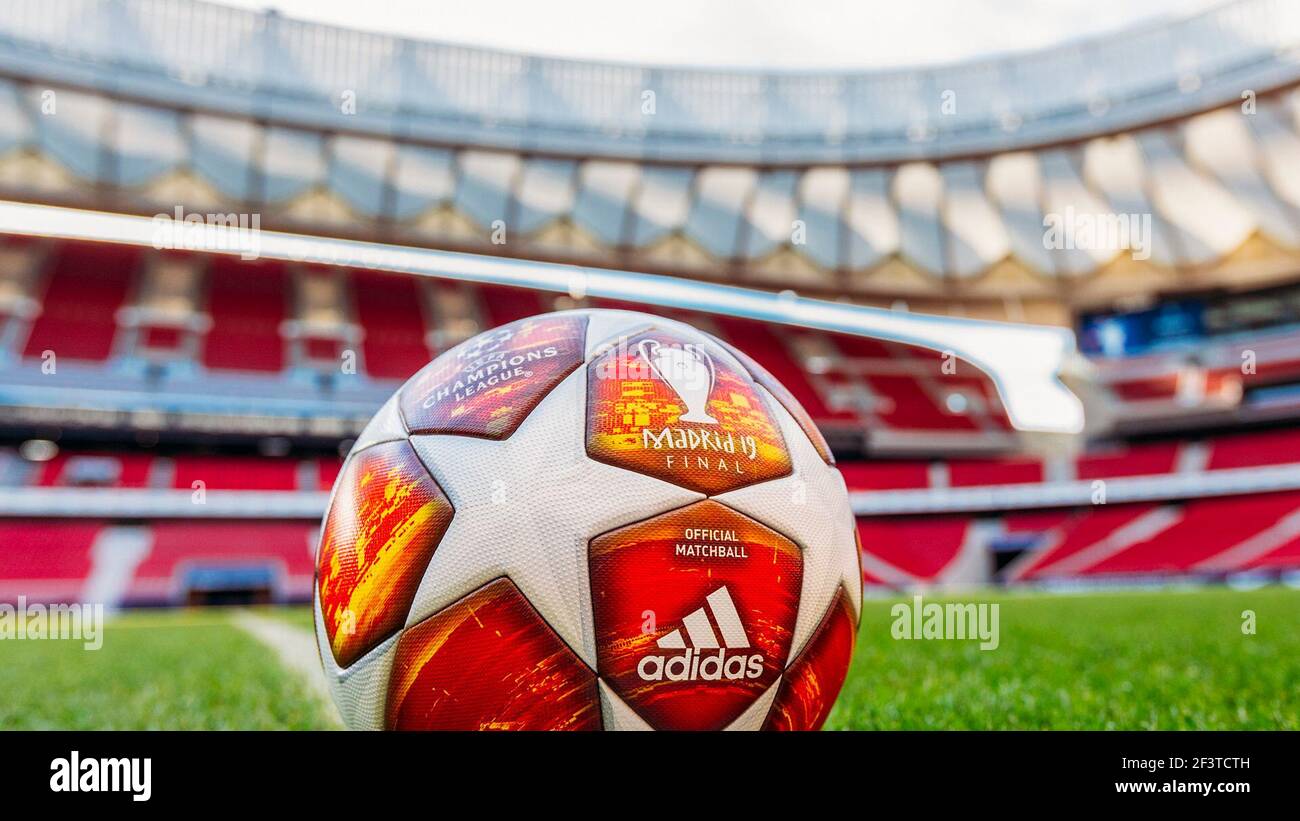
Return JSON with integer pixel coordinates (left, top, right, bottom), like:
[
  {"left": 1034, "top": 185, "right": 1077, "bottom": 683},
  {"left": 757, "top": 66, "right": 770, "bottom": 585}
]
[{"left": 230, "top": 610, "right": 343, "bottom": 728}]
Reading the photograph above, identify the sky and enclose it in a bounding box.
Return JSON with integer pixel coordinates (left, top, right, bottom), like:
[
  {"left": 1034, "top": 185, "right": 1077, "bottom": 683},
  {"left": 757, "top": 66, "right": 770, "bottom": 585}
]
[{"left": 218, "top": 0, "right": 1220, "bottom": 71}]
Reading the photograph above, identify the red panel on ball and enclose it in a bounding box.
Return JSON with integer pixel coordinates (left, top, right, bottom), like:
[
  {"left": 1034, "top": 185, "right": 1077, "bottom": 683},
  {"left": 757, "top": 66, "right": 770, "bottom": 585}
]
[
  {"left": 764, "top": 587, "right": 857, "bottom": 731},
  {"left": 400, "top": 314, "right": 588, "bottom": 439},
  {"left": 386, "top": 578, "right": 600, "bottom": 731},
  {"left": 586, "top": 329, "right": 792, "bottom": 494},
  {"left": 589, "top": 500, "right": 803, "bottom": 731},
  {"left": 317, "top": 440, "right": 455, "bottom": 668}
]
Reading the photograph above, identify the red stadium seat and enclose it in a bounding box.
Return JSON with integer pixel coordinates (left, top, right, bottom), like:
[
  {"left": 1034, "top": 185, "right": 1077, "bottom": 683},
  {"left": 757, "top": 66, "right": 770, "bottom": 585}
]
[
  {"left": 856, "top": 517, "right": 967, "bottom": 580},
  {"left": 170, "top": 456, "right": 300, "bottom": 491},
  {"left": 1207, "top": 429, "right": 1300, "bottom": 470},
  {"left": 1242, "top": 533, "right": 1300, "bottom": 571},
  {"left": 477, "top": 284, "right": 547, "bottom": 326},
  {"left": 838, "top": 460, "right": 930, "bottom": 490},
  {"left": 201, "top": 257, "right": 287, "bottom": 372},
  {"left": 22, "top": 243, "right": 138, "bottom": 362},
  {"left": 1002, "top": 509, "right": 1074, "bottom": 534},
  {"left": 1076, "top": 442, "right": 1179, "bottom": 479},
  {"left": 864, "top": 374, "right": 978, "bottom": 431},
  {"left": 0, "top": 521, "right": 101, "bottom": 602},
  {"left": 831, "top": 333, "right": 896, "bottom": 359},
  {"left": 35, "top": 452, "right": 154, "bottom": 488},
  {"left": 1017, "top": 503, "right": 1160, "bottom": 579},
  {"left": 128, "top": 521, "right": 316, "bottom": 604},
  {"left": 352, "top": 271, "right": 432, "bottom": 380},
  {"left": 317, "top": 456, "right": 344, "bottom": 490},
  {"left": 712, "top": 317, "right": 848, "bottom": 423},
  {"left": 949, "top": 457, "right": 1043, "bottom": 486},
  {"left": 1109, "top": 375, "right": 1180, "bottom": 401},
  {"left": 1082, "top": 492, "right": 1300, "bottom": 576}
]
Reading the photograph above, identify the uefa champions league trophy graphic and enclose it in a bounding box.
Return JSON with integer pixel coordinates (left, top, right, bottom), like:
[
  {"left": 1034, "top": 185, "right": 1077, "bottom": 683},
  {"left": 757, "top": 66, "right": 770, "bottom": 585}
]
[{"left": 637, "top": 339, "right": 719, "bottom": 424}]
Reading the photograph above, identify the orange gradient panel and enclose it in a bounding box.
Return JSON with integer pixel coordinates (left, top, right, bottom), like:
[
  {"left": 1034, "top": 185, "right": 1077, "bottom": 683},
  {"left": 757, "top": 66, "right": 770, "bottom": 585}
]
[
  {"left": 386, "top": 578, "right": 600, "bottom": 731},
  {"left": 711, "top": 334, "right": 834, "bottom": 465},
  {"left": 586, "top": 329, "right": 791, "bottom": 494},
  {"left": 317, "top": 440, "right": 454, "bottom": 668},
  {"left": 764, "top": 587, "right": 857, "bottom": 731},
  {"left": 589, "top": 500, "right": 802, "bottom": 731},
  {"left": 400, "top": 314, "right": 587, "bottom": 438}
]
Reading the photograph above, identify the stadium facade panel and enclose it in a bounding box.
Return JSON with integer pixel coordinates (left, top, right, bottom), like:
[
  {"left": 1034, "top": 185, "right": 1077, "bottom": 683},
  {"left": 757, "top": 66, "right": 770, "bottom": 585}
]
[{"left": 2, "top": 0, "right": 1298, "bottom": 164}]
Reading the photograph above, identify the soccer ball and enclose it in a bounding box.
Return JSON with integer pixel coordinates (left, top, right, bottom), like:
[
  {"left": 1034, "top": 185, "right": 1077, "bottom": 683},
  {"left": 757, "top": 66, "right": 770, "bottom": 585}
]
[{"left": 313, "top": 309, "right": 862, "bottom": 730}]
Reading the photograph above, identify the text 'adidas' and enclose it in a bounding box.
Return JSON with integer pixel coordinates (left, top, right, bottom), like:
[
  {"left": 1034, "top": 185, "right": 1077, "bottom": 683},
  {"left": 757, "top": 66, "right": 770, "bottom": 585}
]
[{"left": 637, "top": 586, "right": 765, "bottom": 682}]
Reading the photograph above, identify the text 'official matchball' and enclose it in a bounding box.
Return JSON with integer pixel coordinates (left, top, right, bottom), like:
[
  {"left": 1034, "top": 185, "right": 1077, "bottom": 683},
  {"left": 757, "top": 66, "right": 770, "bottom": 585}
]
[{"left": 314, "top": 309, "right": 862, "bottom": 731}]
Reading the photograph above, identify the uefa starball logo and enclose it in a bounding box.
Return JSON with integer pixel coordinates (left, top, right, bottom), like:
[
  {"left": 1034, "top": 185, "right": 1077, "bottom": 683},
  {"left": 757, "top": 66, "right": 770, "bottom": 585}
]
[
  {"left": 418, "top": 326, "right": 563, "bottom": 410},
  {"left": 458, "top": 326, "right": 514, "bottom": 367},
  {"left": 637, "top": 586, "right": 765, "bottom": 682}
]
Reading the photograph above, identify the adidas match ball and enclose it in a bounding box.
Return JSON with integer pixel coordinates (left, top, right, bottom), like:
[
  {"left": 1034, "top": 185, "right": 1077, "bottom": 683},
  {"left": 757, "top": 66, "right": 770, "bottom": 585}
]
[{"left": 314, "top": 309, "right": 862, "bottom": 730}]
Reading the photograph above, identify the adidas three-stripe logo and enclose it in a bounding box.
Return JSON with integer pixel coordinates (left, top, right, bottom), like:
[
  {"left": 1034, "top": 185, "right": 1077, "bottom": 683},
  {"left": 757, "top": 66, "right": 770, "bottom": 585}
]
[
  {"left": 638, "top": 586, "right": 765, "bottom": 682},
  {"left": 656, "top": 586, "right": 750, "bottom": 650}
]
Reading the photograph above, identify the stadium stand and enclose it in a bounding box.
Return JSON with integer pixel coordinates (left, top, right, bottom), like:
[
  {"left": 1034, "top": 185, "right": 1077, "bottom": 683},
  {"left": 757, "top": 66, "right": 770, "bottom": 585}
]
[
  {"left": 0, "top": 238, "right": 1017, "bottom": 450},
  {"left": 201, "top": 257, "right": 287, "bottom": 373},
  {"left": 34, "top": 451, "right": 154, "bottom": 488},
  {"left": 21, "top": 242, "right": 138, "bottom": 362},
  {"left": 351, "top": 271, "right": 435, "bottom": 380},
  {"left": 1207, "top": 427, "right": 1300, "bottom": 470},
  {"left": 127, "top": 521, "right": 316, "bottom": 605},
  {"left": 5, "top": 234, "right": 1300, "bottom": 602},
  {"left": 856, "top": 518, "right": 971, "bottom": 584},
  {"left": 1074, "top": 442, "right": 1180, "bottom": 480},
  {"left": 1005, "top": 492, "right": 1300, "bottom": 580},
  {"left": 9, "top": 422, "right": 1300, "bottom": 602},
  {"left": 3, "top": 0, "right": 1300, "bottom": 606},
  {"left": 0, "top": 518, "right": 315, "bottom": 606},
  {"left": 836, "top": 461, "right": 931, "bottom": 491},
  {"left": 0, "top": 521, "right": 101, "bottom": 603}
]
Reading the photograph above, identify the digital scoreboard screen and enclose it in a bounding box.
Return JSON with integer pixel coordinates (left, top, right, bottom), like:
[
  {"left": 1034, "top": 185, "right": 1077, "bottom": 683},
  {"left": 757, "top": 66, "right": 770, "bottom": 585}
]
[{"left": 1079, "top": 299, "right": 1206, "bottom": 358}]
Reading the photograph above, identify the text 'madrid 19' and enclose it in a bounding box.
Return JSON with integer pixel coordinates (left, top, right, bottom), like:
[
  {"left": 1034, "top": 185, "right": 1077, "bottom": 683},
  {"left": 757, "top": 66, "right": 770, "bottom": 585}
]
[{"left": 314, "top": 309, "right": 862, "bottom": 730}]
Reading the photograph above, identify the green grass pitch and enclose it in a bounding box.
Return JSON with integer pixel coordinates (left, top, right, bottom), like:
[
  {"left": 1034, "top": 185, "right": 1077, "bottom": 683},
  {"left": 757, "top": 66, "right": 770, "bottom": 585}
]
[{"left": 0, "top": 587, "right": 1296, "bottom": 730}]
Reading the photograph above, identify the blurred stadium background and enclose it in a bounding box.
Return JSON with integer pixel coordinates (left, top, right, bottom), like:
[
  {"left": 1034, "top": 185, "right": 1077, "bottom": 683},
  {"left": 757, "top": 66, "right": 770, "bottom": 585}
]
[{"left": 1, "top": 0, "right": 1299, "bottom": 728}]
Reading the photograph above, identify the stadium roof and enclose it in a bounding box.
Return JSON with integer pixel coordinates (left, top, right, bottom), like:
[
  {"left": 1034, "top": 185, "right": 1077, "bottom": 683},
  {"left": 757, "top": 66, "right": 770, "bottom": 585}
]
[
  {"left": 1, "top": 0, "right": 1299, "bottom": 164},
  {"left": 1, "top": 0, "right": 1299, "bottom": 315}
]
